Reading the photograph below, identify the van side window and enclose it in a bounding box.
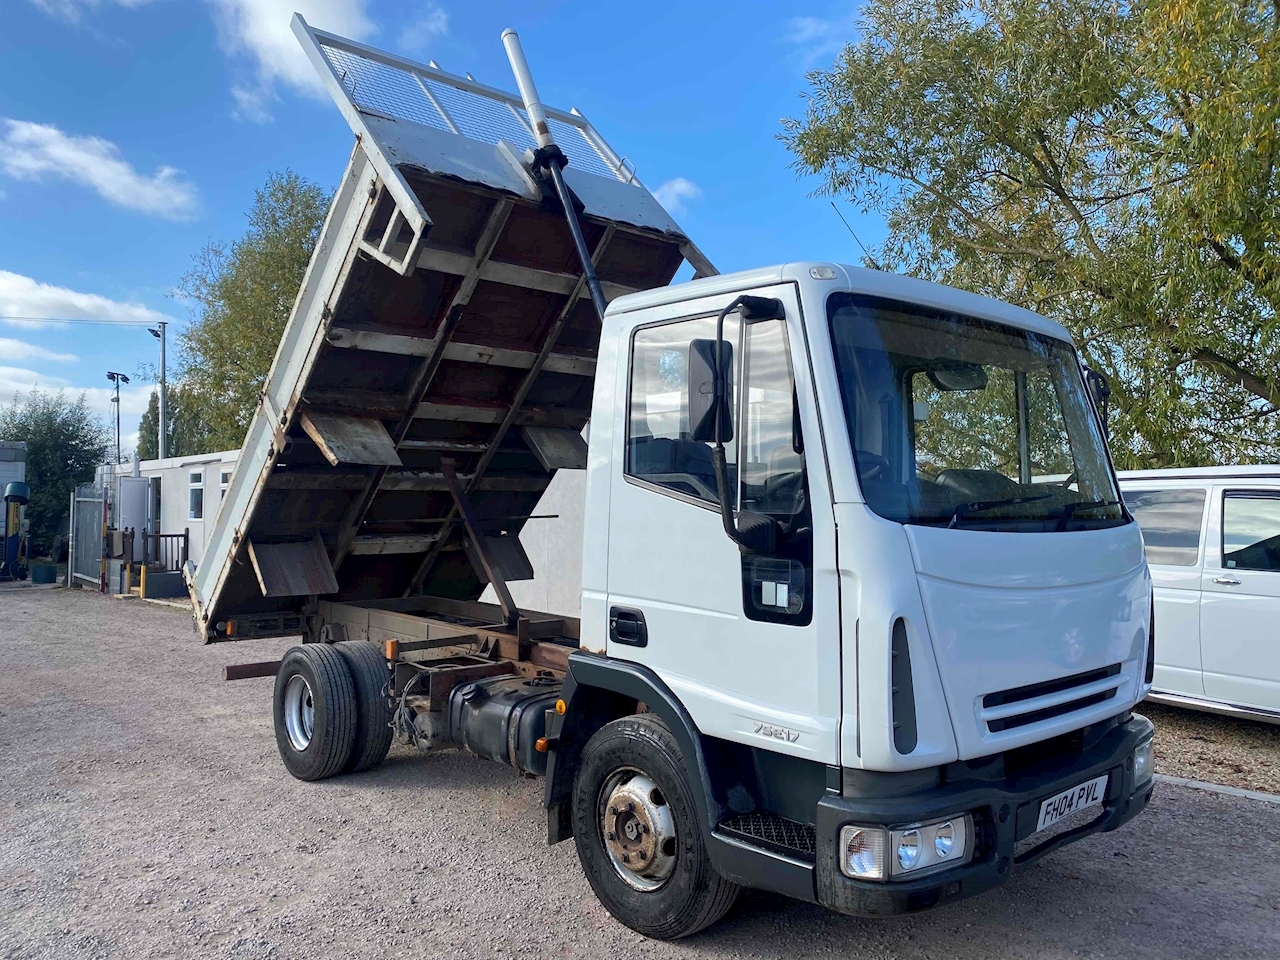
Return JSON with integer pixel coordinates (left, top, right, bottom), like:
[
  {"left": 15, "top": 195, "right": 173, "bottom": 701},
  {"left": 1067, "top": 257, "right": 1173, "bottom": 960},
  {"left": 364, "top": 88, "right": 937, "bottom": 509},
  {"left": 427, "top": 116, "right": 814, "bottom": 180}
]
[
  {"left": 1123, "top": 488, "right": 1206, "bottom": 565},
  {"left": 1223, "top": 492, "right": 1280, "bottom": 572},
  {"left": 627, "top": 314, "right": 737, "bottom": 504}
]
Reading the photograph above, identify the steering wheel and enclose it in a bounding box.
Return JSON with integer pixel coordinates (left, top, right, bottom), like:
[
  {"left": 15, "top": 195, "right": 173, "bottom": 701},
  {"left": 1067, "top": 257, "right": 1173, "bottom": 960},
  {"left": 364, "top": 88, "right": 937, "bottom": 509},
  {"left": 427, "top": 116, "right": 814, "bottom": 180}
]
[{"left": 856, "top": 450, "right": 891, "bottom": 481}]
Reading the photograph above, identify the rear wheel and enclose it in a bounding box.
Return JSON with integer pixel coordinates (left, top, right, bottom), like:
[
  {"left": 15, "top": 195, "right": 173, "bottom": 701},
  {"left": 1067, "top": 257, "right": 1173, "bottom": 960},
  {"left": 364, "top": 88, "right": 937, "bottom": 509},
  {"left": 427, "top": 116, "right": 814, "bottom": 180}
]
[
  {"left": 273, "top": 644, "right": 357, "bottom": 781},
  {"left": 335, "top": 640, "right": 393, "bottom": 773},
  {"left": 572, "top": 715, "right": 739, "bottom": 939}
]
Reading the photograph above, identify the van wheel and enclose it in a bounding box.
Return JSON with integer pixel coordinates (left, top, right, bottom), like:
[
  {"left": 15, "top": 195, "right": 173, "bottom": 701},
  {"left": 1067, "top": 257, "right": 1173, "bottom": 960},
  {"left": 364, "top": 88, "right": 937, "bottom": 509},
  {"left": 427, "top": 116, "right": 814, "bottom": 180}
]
[
  {"left": 335, "top": 640, "right": 393, "bottom": 772},
  {"left": 273, "top": 644, "right": 357, "bottom": 781},
  {"left": 572, "top": 715, "right": 739, "bottom": 939}
]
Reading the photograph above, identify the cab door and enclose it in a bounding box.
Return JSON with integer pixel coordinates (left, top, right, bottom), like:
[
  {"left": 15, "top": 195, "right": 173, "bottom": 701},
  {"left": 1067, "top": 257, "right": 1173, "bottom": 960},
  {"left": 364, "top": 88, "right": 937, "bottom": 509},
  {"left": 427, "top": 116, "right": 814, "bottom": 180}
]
[
  {"left": 1199, "top": 486, "right": 1280, "bottom": 712},
  {"left": 604, "top": 285, "right": 842, "bottom": 765}
]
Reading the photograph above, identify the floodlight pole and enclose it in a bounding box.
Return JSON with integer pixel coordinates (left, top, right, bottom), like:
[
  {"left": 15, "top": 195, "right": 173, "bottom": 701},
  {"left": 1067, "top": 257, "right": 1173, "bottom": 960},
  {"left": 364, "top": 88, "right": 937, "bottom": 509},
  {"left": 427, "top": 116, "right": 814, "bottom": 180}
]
[
  {"left": 148, "top": 323, "right": 168, "bottom": 459},
  {"left": 107, "top": 371, "right": 130, "bottom": 464}
]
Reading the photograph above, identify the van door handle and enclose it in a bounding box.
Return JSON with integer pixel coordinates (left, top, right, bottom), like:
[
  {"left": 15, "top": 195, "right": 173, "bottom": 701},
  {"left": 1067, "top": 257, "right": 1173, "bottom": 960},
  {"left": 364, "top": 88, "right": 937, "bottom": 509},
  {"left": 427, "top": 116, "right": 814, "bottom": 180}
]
[
  {"left": 609, "top": 607, "right": 648, "bottom": 647},
  {"left": 1212, "top": 576, "right": 1242, "bottom": 585}
]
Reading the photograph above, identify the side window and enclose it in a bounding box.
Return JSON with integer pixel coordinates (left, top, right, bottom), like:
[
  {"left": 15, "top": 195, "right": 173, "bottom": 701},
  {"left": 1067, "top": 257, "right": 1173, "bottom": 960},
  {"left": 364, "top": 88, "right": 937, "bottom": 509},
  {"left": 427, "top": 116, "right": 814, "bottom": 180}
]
[
  {"left": 739, "top": 318, "right": 803, "bottom": 518},
  {"left": 627, "top": 314, "right": 736, "bottom": 504},
  {"left": 1123, "top": 487, "right": 1206, "bottom": 566},
  {"left": 739, "top": 317, "right": 812, "bottom": 626},
  {"left": 1222, "top": 491, "right": 1280, "bottom": 572},
  {"left": 188, "top": 470, "right": 204, "bottom": 520}
]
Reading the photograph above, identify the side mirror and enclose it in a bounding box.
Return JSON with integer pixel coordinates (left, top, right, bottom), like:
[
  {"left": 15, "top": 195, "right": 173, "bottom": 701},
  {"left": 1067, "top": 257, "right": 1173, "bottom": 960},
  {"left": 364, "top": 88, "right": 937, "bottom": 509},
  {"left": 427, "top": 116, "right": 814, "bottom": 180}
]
[
  {"left": 1084, "top": 367, "right": 1111, "bottom": 436},
  {"left": 688, "top": 339, "right": 732, "bottom": 443},
  {"left": 737, "top": 295, "right": 786, "bottom": 323}
]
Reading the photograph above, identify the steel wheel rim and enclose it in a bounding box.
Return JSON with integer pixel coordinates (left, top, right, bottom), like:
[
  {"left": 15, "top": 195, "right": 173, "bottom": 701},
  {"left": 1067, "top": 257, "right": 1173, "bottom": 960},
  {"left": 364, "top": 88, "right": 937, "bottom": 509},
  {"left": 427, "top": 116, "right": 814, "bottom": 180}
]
[
  {"left": 598, "top": 768, "right": 678, "bottom": 892},
  {"left": 283, "top": 674, "right": 315, "bottom": 751}
]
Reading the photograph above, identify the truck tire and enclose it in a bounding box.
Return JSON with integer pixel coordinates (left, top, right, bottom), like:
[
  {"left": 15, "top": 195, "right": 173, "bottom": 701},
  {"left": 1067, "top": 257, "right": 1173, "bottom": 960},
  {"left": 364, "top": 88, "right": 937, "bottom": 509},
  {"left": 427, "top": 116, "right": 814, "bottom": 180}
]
[
  {"left": 571, "top": 715, "right": 739, "bottom": 939},
  {"left": 335, "top": 640, "right": 393, "bottom": 773},
  {"left": 273, "top": 644, "right": 357, "bottom": 781}
]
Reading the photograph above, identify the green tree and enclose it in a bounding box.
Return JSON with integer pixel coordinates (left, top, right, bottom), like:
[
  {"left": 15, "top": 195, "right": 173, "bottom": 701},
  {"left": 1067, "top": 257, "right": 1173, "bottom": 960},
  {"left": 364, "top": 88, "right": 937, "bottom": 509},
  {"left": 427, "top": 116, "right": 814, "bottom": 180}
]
[
  {"left": 135, "top": 384, "right": 216, "bottom": 461},
  {"left": 0, "top": 389, "right": 109, "bottom": 553},
  {"left": 784, "top": 0, "right": 1280, "bottom": 467},
  {"left": 177, "top": 170, "right": 329, "bottom": 451}
]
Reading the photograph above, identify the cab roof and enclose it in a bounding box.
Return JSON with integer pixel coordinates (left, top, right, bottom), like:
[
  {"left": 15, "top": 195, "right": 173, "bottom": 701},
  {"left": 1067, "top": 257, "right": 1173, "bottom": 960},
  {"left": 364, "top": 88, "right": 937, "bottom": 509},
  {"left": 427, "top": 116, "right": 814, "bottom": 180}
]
[{"left": 607, "top": 262, "right": 1075, "bottom": 345}]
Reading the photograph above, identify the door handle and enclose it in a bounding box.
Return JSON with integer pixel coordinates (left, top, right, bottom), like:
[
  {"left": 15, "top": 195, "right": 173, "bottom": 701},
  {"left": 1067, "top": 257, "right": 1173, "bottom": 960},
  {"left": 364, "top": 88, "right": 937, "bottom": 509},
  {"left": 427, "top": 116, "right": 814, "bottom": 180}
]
[
  {"left": 1212, "top": 576, "right": 1242, "bottom": 586},
  {"left": 609, "top": 606, "right": 648, "bottom": 647}
]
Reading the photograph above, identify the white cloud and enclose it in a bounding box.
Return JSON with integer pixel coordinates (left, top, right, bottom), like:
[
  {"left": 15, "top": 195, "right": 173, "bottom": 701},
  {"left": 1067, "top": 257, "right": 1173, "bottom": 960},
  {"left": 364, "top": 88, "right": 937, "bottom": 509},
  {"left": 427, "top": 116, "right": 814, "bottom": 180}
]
[
  {"left": 0, "top": 120, "right": 200, "bottom": 220},
  {"left": 0, "top": 365, "right": 150, "bottom": 413},
  {"left": 653, "top": 177, "right": 703, "bottom": 217},
  {"left": 28, "top": 0, "right": 154, "bottom": 23},
  {"left": 0, "top": 337, "right": 77, "bottom": 363},
  {"left": 230, "top": 85, "right": 274, "bottom": 125},
  {"left": 208, "top": 0, "right": 378, "bottom": 117},
  {"left": 784, "top": 15, "right": 850, "bottom": 66},
  {"left": 0, "top": 270, "right": 174, "bottom": 328},
  {"left": 400, "top": 4, "right": 448, "bottom": 54}
]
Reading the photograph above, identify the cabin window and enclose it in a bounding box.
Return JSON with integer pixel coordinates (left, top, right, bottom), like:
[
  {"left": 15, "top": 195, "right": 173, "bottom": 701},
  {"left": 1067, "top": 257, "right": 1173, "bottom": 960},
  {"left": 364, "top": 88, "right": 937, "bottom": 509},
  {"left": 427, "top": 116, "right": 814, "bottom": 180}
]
[
  {"left": 189, "top": 471, "right": 204, "bottom": 520},
  {"left": 627, "top": 314, "right": 738, "bottom": 505}
]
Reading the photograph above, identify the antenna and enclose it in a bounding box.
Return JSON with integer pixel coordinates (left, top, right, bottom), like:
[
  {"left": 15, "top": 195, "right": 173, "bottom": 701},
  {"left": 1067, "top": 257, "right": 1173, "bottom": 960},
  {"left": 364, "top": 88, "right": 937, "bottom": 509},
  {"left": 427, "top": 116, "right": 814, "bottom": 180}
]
[{"left": 830, "top": 201, "right": 881, "bottom": 270}]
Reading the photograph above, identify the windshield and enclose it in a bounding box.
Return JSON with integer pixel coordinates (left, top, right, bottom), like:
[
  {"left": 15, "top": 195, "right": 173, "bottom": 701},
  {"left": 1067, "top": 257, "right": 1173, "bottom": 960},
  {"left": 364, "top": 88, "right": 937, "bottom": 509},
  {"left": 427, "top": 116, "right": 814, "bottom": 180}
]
[{"left": 827, "top": 293, "right": 1125, "bottom": 531}]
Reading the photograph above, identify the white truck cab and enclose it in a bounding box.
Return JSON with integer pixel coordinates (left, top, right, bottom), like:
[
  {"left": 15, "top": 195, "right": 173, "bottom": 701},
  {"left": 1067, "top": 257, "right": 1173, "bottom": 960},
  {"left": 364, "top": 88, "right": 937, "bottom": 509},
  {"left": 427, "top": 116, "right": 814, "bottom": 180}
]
[
  {"left": 1120, "top": 466, "right": 1280, "bottom": 723},
  {"left": 198, "top": 23, "right": 1156, "bottom": 941},
  {"left": 543, "top": 262, "right": 1156, "bottom": 922}
]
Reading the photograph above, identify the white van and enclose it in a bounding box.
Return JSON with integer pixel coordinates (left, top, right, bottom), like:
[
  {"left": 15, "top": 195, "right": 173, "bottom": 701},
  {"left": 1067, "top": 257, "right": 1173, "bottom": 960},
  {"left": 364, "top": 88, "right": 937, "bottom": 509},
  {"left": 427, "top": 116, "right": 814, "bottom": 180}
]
[{"left": 1118, "top": 466, "right": 1280, "bottom": 723}]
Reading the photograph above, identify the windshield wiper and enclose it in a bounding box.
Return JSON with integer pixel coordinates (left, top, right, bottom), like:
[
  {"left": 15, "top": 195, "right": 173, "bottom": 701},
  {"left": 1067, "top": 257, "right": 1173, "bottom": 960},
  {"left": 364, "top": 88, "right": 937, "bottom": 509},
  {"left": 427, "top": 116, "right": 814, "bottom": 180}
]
[
  {"left": 1055, "top": 499, "right": 1123, "bottom": 531},
  {"left": 947, "top": 494, "right": 1052, "bottom": 529}
]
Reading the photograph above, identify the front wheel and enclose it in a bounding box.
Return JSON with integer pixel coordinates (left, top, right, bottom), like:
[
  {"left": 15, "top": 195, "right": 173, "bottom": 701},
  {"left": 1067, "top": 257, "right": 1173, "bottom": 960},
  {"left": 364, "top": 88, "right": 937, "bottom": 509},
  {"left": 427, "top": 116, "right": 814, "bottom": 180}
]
[{"left": 571, "top": 715, "right": 739, "bottom": 939}]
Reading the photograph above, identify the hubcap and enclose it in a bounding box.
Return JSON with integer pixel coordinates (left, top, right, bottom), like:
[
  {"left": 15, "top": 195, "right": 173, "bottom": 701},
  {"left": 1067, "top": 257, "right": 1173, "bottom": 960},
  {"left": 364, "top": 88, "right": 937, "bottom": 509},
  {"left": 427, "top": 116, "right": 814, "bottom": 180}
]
[
  {"left": 599, "top": 770, "right": 677, "bottom": 892},
  {"left": 283, "top": 674, "right": 315, "bottom": 751}
]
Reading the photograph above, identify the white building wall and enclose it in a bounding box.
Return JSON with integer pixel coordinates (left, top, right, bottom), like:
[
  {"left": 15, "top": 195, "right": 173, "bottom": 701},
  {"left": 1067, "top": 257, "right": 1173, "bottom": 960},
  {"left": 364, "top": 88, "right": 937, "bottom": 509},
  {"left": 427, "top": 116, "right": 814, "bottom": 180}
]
[
  {"left": 0, "top": 441, "right": 26, "bottom": 488},
  {"left": 100, "top": 450, "right": 239, "bottom": 568}
]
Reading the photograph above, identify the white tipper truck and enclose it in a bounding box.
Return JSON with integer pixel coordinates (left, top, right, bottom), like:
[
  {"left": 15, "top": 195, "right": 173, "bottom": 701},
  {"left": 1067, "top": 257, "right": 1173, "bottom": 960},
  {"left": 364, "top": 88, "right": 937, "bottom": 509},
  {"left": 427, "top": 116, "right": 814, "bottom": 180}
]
[{"left": 191, "top": 18, "right": 1157, "bottom": 939}]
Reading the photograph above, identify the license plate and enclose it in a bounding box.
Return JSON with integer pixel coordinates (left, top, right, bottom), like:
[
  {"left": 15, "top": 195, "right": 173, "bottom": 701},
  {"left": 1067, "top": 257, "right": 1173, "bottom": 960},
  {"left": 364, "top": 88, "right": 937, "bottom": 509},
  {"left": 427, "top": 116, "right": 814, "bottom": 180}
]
[{"left": 1035, "top": 774, "right": 1109, "bottom": 832}]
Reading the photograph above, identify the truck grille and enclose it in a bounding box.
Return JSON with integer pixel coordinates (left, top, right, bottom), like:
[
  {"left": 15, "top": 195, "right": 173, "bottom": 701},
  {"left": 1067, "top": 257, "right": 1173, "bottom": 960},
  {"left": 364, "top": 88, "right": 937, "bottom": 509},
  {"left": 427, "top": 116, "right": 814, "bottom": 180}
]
[
  {"left": 718, "top": 813, "right": 817, "bottom": 862},
  {"left": 982, "top": 664, "right": 1123, "bottom": 734}
]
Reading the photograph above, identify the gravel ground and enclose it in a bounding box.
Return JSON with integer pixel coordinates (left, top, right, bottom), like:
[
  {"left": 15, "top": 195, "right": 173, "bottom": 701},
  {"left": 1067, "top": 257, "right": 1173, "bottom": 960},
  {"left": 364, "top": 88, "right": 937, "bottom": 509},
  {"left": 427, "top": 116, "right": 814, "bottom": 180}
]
[
  {"left": 3, "top": 584, "right": 1279, "bottom": 960},
  {"left": 1140, "top": 702, "right": 1280, "bottom": 795}
]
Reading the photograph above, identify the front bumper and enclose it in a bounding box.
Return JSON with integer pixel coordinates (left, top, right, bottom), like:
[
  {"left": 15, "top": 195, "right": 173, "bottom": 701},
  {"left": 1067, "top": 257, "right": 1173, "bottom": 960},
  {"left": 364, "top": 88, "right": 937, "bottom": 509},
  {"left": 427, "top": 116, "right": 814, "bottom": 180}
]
[{"left": 816, "top": 713, "right": 1155, "bottom": 916}]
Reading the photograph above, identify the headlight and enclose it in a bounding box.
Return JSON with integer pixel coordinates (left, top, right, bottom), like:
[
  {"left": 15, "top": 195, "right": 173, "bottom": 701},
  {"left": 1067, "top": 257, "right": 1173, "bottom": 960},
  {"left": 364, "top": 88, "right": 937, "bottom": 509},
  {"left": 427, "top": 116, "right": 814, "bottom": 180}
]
[
  {"left": 896, "top": 829, "right": 921, "bottom": 870},
  {"left": 840, "top": 815, "right": 972, "bottom": 881},
  {"left": 934, "top": 820, "right": 956, "bottom": 857},
  {"left": 1133, "top": 738, "right": 1154, "bottom": 787}
]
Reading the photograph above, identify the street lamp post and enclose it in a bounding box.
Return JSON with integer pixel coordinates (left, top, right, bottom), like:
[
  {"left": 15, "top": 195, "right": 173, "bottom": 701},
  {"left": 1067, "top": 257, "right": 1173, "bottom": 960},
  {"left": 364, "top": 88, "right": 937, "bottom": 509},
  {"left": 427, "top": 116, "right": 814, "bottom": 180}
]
[
  {"left": 148, "top": 322, "right": 167, "bottom": 459},
  {"left": 106, "top": 371, "right": 129, "bottom": 464}
]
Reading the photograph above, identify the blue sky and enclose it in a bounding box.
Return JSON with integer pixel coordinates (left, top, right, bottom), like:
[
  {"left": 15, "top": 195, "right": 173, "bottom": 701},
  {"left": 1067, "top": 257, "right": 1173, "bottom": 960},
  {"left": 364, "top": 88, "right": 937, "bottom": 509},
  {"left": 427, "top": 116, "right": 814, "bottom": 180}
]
[{"left": 0, "top": 0, "right": 879, "bottom": 456}]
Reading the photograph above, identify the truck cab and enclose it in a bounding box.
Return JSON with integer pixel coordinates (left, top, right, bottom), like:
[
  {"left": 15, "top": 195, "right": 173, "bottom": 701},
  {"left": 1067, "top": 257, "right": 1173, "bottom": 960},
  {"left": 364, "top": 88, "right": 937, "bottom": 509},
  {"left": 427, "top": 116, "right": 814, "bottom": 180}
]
[{"left": 543, "top": 261, "right": 1155, "bottom": 925}]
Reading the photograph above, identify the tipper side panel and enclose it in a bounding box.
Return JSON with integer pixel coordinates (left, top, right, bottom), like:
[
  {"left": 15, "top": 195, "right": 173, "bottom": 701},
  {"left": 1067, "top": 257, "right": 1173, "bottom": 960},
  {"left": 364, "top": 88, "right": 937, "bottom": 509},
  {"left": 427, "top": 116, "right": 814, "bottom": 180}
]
[{"left": 189, "top": 18, "right": 713, "bottom": 641}]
